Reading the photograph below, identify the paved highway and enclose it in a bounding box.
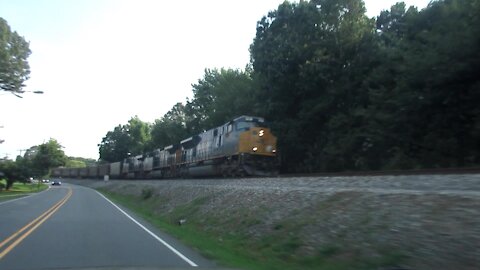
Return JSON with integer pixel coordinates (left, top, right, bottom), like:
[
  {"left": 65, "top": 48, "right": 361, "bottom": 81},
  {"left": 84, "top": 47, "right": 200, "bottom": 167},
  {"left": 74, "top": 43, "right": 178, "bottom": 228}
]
[{"left": 0, "top": 183, "right": 214, "bottom": 270}]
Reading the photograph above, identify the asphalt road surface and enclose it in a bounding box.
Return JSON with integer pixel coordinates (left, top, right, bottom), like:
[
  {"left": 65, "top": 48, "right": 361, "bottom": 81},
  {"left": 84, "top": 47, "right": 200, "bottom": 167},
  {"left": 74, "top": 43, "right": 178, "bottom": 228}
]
[{"left": 0, "top": 183, "right": 214, "bottom": 270}]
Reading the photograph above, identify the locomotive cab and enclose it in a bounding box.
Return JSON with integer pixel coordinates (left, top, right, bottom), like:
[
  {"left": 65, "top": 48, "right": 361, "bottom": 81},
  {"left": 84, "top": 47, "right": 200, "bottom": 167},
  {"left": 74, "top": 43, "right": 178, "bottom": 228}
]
[{"left": 234, "top": 116, "right": 277, "bottom": 156}]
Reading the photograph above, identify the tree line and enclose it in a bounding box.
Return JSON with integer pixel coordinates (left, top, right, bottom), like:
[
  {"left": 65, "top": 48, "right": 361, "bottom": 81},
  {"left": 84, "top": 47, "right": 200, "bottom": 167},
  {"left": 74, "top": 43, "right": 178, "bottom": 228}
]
[
  {"left": 0, "top": 139, "right": 95, "bottom": 189},
  {"left": 99, "top": 0, "right": 479, "bottom": 172}
]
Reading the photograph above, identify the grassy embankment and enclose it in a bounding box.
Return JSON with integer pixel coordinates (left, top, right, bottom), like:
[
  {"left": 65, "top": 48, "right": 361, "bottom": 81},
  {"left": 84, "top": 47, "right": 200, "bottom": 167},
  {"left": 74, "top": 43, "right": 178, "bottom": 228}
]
[
  {"left": 0, "top": 179, "right": 48, "bottom": 202},
  {"left": 97, "top": 188, "right": 404, "bottom": 270}
]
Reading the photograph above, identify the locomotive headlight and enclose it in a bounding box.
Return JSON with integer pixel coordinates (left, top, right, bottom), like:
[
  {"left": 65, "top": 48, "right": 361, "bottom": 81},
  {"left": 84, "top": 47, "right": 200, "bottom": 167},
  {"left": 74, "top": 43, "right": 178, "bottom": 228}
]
[
  {"left": 252, "top": 147, "right": 258, "bottom": 152},
  {"left": 259, "top": 129, "right": 265, "bottom": 137}
]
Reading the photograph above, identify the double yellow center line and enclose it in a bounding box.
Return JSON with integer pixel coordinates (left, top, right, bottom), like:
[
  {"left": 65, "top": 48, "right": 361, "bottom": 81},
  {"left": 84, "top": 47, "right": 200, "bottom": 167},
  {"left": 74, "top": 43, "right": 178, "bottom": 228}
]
[{"left": 0, "top": 187, "right": 73, "bottom": 260}]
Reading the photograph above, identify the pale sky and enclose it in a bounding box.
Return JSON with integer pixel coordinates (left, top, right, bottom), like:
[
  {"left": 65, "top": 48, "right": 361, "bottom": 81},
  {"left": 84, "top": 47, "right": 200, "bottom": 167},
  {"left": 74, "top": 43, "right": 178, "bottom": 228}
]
[{"left": 0, "top": 0, "right": 431, "bottom": 160}]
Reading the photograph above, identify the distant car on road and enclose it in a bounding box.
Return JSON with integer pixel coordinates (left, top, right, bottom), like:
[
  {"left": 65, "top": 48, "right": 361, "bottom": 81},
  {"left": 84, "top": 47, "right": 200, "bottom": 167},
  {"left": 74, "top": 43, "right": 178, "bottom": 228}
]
[
  {"left": 42, "top": 179, "right": 50, "bottom": 183},
  {"left": 28, "top": 178, "right": 39, "bottom": 184},
  {"left": 51, "top": 180, "right": 62, "bottom": 186}
]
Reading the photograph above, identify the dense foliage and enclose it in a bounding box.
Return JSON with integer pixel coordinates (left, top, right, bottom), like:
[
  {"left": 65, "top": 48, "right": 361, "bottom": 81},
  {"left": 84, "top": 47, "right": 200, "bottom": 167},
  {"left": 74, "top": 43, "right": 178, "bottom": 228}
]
[
  {"left": 98, "top": 116, "right": 152, "bottom": 162},
  {"left": 0, "top": 17, "right": 31, "bottom": 95},
  {"left": 0, "top": 139, "right": 68, "bottom": 189},
  {"left": 185, "top": 68, "right": 257, "bottom": 134},
  {"left": 65, "top": 157, "right": 97, "bottom": 168},
  {"left": 251, "top": 0, "right": 480, "bottom": 172},
  {"left": 251, "top": 0, "right": 376, "bottom": 172},
  {"left": 0, "top": 159, "right": 24, "bottom": 189},
  {"left": 99, "top": 0, "right": 480, "bottom": 172}
]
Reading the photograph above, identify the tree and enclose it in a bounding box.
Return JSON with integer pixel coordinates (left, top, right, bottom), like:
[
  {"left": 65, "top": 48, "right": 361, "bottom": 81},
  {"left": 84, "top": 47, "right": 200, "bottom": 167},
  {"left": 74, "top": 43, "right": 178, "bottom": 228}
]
[
  {"left": 98, "top": 116, "right": 152, "bottom": 162},
  {"left": 0, "top": 17, "right": 31, "bottom": 95},
  {"left": 185, "top": 68, "right": 257, "bottom": 133},
  {"left": 0, "top": 139, "right": 67, "bottom": 188},
  {"left": 16, "top": 146, "right": 37, "bottom": 178},
  {"left": 99, "top": 125, "right": 132, "bottom": 162},
  {"left": 66, "top": 157, "right": 96, "bottom": 168},
  {"left": 65, "top": 159, "right": 86, "bottom": 168},
  {"left": 250, "top": 0, "right": 376, "bottom": 172},
  {"left": 0, "top": 159, "right": 25, "bottom": 190},
  {"left": 128, "top": 116, "right": 152, "bottom": 155},
  {"left": 366, "top": 0, "right": 480, "bottom": 168},
  {"left": 151, "top": 103, "right": 189, "bottom": 149},
  {"left": 31, "top": 139, "right": 68, "bottom": 176}
]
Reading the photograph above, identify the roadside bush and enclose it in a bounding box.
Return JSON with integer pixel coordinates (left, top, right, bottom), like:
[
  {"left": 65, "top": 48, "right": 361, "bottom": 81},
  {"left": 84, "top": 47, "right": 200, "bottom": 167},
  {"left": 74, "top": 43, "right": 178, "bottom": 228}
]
[{"left": 141, "top": 187, "right": 154, "bottom": 200}]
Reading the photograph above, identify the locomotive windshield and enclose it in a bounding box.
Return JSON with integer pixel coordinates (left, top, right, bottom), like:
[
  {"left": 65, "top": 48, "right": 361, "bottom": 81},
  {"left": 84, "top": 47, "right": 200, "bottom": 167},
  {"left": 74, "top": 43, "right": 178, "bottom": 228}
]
[
  {"left": 236, "top": 121, "right": 258, "bottom": 131},
  {"left": 233, "top": 116, "right": 266, "bottom": 131}
]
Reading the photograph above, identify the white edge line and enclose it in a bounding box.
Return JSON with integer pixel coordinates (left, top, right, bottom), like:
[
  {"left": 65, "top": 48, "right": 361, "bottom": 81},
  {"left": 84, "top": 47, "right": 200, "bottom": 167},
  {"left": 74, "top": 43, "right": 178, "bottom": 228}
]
[
  {"left": 0, "top": 185, "right": 50, "bottom": 206},
  {"left": 95, "top": 190, "right": 198, "bottom": 267}
]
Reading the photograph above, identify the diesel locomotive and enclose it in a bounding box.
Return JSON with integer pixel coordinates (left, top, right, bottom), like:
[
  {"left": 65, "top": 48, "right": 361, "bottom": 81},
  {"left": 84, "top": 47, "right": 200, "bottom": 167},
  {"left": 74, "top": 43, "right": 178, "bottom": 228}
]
[{"left": 52, "top": 116, "right": 278, "bottom": 179}]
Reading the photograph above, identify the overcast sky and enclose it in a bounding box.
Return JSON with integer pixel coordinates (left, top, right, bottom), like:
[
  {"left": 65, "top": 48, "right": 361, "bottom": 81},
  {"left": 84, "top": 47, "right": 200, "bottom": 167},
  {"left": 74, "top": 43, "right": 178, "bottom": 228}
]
[{"left": 0, "top": 0, "right": 431, "bottom": 160}]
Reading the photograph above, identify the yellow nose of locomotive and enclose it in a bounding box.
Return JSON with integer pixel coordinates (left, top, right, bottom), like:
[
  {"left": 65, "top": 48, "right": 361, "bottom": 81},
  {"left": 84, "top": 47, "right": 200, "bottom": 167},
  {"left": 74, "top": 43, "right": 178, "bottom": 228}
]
[{"left": 238, "top": 127, "right": 277, "bottom": 156}]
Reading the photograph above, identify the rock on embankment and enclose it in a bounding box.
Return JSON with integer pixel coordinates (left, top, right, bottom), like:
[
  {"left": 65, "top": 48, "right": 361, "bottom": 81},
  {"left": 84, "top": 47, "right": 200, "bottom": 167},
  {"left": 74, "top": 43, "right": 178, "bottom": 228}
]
[{"left": 68, "top": 174, "right": 480, "bottom": 270}]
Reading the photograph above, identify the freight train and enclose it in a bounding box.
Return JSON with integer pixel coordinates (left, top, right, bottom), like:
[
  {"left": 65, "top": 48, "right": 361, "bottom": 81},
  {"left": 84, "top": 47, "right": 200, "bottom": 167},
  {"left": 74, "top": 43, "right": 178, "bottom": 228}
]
[{"left": 52, "top": 116, "right": 278, "bottom": 179}]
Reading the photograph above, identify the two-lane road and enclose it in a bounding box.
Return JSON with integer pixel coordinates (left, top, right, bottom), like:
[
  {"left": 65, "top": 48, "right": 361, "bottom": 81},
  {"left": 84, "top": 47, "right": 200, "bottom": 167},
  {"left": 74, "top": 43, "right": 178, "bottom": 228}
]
[{"left": 0, "top": 183, "right": 213, "bottom": 269}]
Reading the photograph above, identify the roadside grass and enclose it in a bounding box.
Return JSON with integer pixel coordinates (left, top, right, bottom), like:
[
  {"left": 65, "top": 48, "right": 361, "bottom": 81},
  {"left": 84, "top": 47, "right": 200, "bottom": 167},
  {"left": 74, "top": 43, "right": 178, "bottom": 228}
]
[
  {"left": 0, "top": 179, "right": 48, "bottom": 201},
  {"left": 97, "top": 188, "right": 406, "bottom": 270}
]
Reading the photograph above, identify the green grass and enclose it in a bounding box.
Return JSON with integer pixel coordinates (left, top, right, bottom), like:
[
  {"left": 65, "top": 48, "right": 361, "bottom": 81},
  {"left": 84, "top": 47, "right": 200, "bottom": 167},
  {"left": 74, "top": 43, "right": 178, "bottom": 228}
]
[
  {"left": 0, "top": 179, "right": 48, "bottom": 201},
  {"left": 97, "top": 189, "right": 406, "bottom": 270}
]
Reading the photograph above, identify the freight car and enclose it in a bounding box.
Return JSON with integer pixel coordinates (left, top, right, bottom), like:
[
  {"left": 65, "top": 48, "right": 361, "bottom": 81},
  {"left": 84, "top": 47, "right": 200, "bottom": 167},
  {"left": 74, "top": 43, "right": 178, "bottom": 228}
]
[{"left": 52, "top": 115, "right": 278, "bottom": 179}]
